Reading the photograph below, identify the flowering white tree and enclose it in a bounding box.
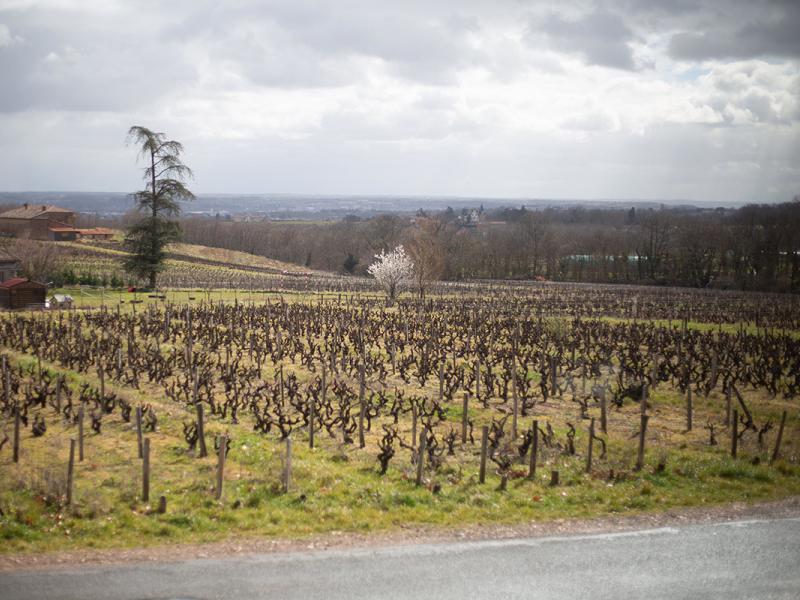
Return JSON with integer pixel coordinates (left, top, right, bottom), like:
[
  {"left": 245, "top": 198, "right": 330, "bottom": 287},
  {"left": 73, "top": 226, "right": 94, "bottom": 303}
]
[{"left": 367, "top": 245, "right": 414, "bottom": 304}]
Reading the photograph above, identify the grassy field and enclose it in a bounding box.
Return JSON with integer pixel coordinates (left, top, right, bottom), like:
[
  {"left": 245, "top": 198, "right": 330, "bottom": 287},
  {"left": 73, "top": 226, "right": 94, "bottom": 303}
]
[
  {"left": 3, "top": 358, "right": 798, "bottom": 553},
  {"left": 47, "top": 287, "right": 386, "bottom": 310}
]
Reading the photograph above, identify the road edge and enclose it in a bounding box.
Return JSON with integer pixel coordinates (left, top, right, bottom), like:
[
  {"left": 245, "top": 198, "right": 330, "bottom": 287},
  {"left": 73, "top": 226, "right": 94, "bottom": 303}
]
[{"left": 2, "top": 495, "right": 799, "bottom": 572}]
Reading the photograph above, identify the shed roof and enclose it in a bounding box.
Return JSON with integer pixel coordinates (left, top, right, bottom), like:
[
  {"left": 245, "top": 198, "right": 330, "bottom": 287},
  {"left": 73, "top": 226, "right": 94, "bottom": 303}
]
[{"left": 0, "top": 278, "right": 46, "bottom": 289}]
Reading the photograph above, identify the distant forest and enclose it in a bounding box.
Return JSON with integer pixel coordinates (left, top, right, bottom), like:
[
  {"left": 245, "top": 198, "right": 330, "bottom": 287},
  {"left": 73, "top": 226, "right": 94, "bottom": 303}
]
[{"left": 91, "top": 199, "right": 800, "bottom": 292}]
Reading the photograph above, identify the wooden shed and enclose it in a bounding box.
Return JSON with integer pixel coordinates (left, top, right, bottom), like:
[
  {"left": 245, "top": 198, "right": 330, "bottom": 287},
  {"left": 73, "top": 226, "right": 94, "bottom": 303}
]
[{"left": 0, "top": 278, "right": 47, "bottom": 310}]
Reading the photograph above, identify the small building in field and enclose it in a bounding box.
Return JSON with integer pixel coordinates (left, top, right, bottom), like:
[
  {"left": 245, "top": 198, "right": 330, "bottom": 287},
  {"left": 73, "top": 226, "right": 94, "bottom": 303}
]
[
  {"left": 0, "top": 278, "right": 47, "bottom": 310},
  {"left": 49, "top": 293, "right": 74, "bottom": 309}
]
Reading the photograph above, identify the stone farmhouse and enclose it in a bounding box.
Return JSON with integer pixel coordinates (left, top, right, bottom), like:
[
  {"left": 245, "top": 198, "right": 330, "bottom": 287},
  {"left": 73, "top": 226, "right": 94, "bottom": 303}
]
[{"left": 0, "top": 203, "right": 114, "bottom": 241}]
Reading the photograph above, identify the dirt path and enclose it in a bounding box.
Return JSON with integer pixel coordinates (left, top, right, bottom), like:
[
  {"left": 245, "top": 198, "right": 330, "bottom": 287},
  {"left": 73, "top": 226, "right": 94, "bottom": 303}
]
[{"left": 2, "top": 496, "right": 799, "bottom": 572}]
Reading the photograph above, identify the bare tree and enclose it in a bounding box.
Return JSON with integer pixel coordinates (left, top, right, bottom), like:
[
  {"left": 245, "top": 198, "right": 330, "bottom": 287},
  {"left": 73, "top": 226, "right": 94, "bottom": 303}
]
[
  {"left": 363, "top": 215, "right": 404, "bottom": 254},
  {"left": 678, "top": 218, "right": 721, "bottom": 287},
  {"left": 406, "top": 217, "right": 446, "bottom": 299},
  {"left": 5, "top": 239, "right": 62, "bottom": 283},
  {"left": 517, "top": 210, "right": 550, "bottom": 277},
  {"left": 635, "top": 211, "right": 673, "bottom": 281}
]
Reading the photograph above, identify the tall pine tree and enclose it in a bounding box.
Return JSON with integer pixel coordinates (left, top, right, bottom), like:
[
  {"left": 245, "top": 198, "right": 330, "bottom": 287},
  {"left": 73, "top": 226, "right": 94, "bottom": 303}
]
[{"left": 124, "top": 126, "right": 193, "bottom": 289}]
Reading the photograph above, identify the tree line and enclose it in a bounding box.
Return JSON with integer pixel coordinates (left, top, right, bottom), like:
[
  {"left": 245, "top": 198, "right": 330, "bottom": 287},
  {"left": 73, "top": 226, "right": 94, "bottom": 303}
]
[{"left": 148, "top": 199, "right": 798, "bottom": 293}]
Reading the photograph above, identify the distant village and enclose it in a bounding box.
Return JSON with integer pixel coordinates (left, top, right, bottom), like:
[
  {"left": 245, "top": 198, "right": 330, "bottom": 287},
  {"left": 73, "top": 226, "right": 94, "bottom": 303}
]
[{"left": 0, "top": 203, "right": 113, "bottom": 310}]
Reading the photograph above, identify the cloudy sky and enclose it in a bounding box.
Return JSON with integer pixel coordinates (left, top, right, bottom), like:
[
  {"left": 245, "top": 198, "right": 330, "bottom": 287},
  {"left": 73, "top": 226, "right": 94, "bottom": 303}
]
[{"left": 0, "top": 0, "right": 798, "bottom": 203}]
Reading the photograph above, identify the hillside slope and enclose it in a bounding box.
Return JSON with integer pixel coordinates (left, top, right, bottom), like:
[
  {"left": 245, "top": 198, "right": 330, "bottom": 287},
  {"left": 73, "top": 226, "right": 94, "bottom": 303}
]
[{"left": 25, "top": 239, "right": 353, "bottom": 290}]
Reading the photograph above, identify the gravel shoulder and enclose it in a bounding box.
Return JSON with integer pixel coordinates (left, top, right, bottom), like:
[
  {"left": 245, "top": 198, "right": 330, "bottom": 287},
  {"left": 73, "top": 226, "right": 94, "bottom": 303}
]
[{"left": 2, "top": 496, "right": 799, "bottom": 572}]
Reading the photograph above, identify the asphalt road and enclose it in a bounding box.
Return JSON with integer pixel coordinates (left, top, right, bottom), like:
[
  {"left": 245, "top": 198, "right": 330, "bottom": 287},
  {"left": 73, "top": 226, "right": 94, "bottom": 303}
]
[{"left": 2, "top": 517, "right": 799, "bottom": 600}]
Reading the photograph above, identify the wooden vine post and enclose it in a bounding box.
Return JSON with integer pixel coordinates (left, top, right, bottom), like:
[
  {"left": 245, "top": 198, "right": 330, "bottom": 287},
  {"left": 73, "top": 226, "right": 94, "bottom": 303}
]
[
  {"left": 2, "top": 355, "right": 8, "bottom": 405},
  {"left": 411, "top": 404, "right": 418, "bottom": 453},
  {"left": 528, "top": 420, "right": 538, "bottom": 480},
  {"left": 438, "top": 360, "right": 444, "bottom": 401},
  {"left": 283, "top": 437, "right": 292, "bottom": 493},
  {"left": 511, "top": 358, "right": 519, "bottom": 440},
  {"left": 635, "top": 413, "right": 649, "bottom": 471},
  {"left": 415, "top": 430, "right": 426, "bottom": 486},
  {"left": 142, "top": 437, "right": 151, "bottom": 502},
  {"left": 770, "top": 411, "right": 787, "bottom": 464},
  {"left": 725, "top": 386, "right": 732, "bottom": 427},
  {"left": 66, "top": 439, "right": 76, "bottom": 507},
  {"left": 78, "top": 405, "right": 85, "bottom": 462},
  {"left": 600, "top": 387, "right": 607, "bottom": 434},
  {"left": 12, "top": 403, "right": 20, "bottom": 463},
  {"left": 550, "top": 470, "right": 560, "bottom": 486},
  {"left": 358, "top": 364, "right": 366, "bottom": 448},
  {"left": 196, "top": 403, "right": 207, "bottom": 458},
  {"left": 135, "top": 405, "right": 143, "bottom": 459},
  {"left": 55, "top": 376, "right": 62, "bottom": 413},
  {"left": 461, "top": 393, "right": 469, "bottom": 444},
  {"left": 479, "top": 425, "right": 489, "bottom": 484},
  {"left": 216, "top": 434, "right": 227, "bottom": 500},
  {"left": 475, "top": 359, "right": 481, "bottom": 400}
]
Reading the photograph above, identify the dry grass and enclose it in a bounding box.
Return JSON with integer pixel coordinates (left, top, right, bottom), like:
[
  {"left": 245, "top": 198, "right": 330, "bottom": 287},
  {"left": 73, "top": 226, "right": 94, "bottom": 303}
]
[{"left": 167, "top": 243, "right": 313, "bottom": 274}]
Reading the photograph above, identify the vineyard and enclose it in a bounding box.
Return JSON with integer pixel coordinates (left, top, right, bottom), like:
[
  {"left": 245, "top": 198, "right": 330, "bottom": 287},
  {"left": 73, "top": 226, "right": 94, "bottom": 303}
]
[
  {"left": 53, "top": 241, "right": 335, "bottom": 291},
  {"left": 1, "top": 282, "right": 799, "bottom": 553}
]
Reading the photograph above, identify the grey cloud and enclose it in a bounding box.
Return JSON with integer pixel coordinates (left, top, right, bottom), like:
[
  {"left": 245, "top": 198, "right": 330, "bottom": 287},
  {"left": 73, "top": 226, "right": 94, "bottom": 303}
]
[
  {"left": 166, "top": 0, "right": 485, "bottom": 88},
  {"left": 739, "top": 91, "right": 778, "bottom": 123},
  {"left": 668, "top": 1, "right": 800, "bottom": 61},
  {"left": 527, "top": 1, "right": 800, "bottom": 68},
  {"left": 0, "top": 12, "right": 195, "bottom": 113},
  {"left": 533, "top": 9, "right": 637, "bottom": 70}
]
